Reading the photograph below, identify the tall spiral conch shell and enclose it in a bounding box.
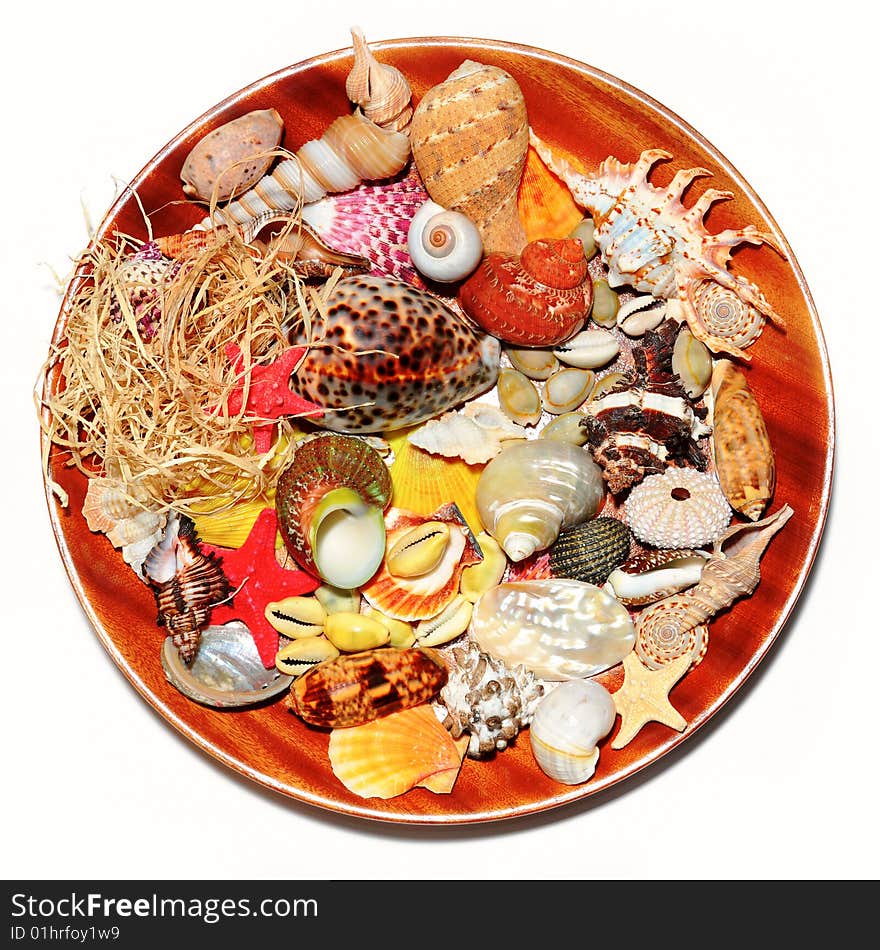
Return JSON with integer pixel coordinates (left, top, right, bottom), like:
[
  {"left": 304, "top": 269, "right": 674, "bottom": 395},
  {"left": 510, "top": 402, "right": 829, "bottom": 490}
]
[
  {"left": 346, "top": 27, "right": 414, "bottom": 133},
  {"left": 459, "top": 238, "right": 593, "bottom": 346},
  {"left": 200, "top": 112, "right": 410, "bottom": 242},
  {"left": 475, "top": 440, "right": 605, "bottom": 561},
  {"left": 529, "top": 132, "right": 786, "bottom": 359},
  {"left": 711, "top": 359, "right": 776, "bottom": 521},
  {"left": 633, "top": 505, "right": 793, "bottom": 669},
  {"left": 410, "top": 61, "right": 529, "bottom": 254}
]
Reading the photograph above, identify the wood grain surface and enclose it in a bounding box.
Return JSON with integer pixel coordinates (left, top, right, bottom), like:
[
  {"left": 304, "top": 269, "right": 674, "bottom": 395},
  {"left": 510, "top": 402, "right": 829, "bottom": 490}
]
[{"left": 42, "top": 38, "right": 834, "bottom": 824}]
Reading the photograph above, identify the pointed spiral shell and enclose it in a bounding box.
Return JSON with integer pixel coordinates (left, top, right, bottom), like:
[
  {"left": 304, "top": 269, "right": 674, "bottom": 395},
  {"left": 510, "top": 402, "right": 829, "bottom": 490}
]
[
  {"left": 406, "top": 200, "right": 483, "bottom": 282},
  {"left": 688, "top": 280, "right": 765, "bottom": 354},
  {"left": 634, "top": 595, "right": 710, "bottom": 670},
  {"left": 346, "top": 27, "right": 413, "bottom": 133}
]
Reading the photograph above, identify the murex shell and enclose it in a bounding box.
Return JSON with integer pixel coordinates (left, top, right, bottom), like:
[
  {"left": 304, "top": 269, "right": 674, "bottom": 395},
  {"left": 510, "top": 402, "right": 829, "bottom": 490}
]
[
  {"left": 470, "top": 579, "right": 635, "bottom": 680},
  {"left": 475, "top": 440, "right": 605, "bottom": 562},
  {"left": 410, "top": 60, "right": 529, "bottom": 254},
  {"left": 289, "top": 275, "right": 500, "bottom": 434},
  {"left": 459, "top": 238, "right": 593, "bottom": 347}
]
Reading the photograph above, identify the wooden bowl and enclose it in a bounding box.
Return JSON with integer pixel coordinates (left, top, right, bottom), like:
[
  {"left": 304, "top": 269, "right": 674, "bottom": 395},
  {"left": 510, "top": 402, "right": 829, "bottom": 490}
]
[{"left": 42, "top": 38, "right": 834, "bottom": 824}]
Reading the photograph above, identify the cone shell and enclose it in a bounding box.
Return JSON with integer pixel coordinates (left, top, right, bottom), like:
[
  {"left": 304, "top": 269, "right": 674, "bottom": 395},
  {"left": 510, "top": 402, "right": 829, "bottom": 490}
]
[
  {"left": 548, "top": 517, "right": 632, "bottom": 586},
  {"left": 288, "top": 646, "right": 448, "bottom": 728},
  {"left": 275, "top": 434, "right": 392, "bottom": 584},
  {"left": 361, "top": 505, "right": 482, "bottom": 621},
  {"left": 410, "top": 60, "right": 529, "bottom": 254},
  {"left": 459, "top": 239, "right": 593, "bottom": 346},
  {"left": 328, "top": 705, "right": 465, "bottom": 799},
  {"left": 711, "top": 360, "right": 776, "bottom": 521}
]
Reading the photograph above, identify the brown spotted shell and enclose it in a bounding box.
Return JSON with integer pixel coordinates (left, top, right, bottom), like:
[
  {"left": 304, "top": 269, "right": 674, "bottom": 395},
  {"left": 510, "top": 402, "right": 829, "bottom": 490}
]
[
  {"left": 634, "top": 595, "right": 709, "bottom": 671},
  {"left": 289, "top": 275, "right": 500, "bottom": 433},
  {"left": 459, "top": 239, "right": 593, "bottom": 347}
]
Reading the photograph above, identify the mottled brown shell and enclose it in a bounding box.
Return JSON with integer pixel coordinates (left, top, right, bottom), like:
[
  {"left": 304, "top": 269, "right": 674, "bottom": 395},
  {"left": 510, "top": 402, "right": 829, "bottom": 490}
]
[
  {"left": 711, "top": 360, "right": 776, "bottom": 521},
  {"left": 288, "top": 647, "right": 448, "bottom": 728}
]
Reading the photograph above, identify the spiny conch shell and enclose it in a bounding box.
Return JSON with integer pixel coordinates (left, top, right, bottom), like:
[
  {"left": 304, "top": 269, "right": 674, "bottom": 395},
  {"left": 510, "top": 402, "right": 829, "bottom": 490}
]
[
  {"left": 180, "top": 109, "right": 284, "bottom": 201},
  {"left": 437, "top": 639, "right": 544, "bottom": 758},
  {"left": 161, "top": 622, "right": 293, "bottom": 708},
  {"left": 633, "top": 506, "right": 793, "bottom": 670},
  {"left": 622, "top": 467, "right": 731, "bottom": 549},
  {"left": 410, "top": 60, "right": 529, "bottom": 254},
  {"left": 605, "top": 548, "right": 709, "bottom": 606},
  {"left": 406, "top": 200, "right": 483, "bottom": 283},
  {"left": 275, "top": 434, "right": 392, "bottom": 590},
  {"left": 547, "top": 516, "right": 633, "bottom": 586},
  {"left": 459, "top": 238, "right": 593, "bottom": 347},
  {"left": 471, "top": 578, "right": 635, "bottom": 680},
  {"left": 361, "top": 504, "right": 481, "bottom": 621},
  {"left": 143, "top": 514, "right": 230, "bottom": 664},
  {"left": 328, "top": 705, "right": 465, "bottom": 799},
  {"left": 289, "top": 275, "right": 500, "bottom": 434},
  {"left": 301, "top": 166, "right": 430, "bottom": 287},
  {"left": 529, "top": 131, "right": 786, "bottom": 359},
  {"left": 711, "top": 360, "right": 776, "bottom": 521},
  {"left": 288, "top": 646, "right": 448, "bottom": 728},
  {"left": 200, "top": 111, "right": 410, "bottom": 243},
  {"left": 529, "top": 679, "right": 616, "bottom": 785},
  {"left": 475, "top": 440, "right": 605, "bottom": 561},
  {"left": 407, "top": 402, "right": 527, "bottom": 465},
  {"left": 346, "top": 27, "right": 414, "bottom": 133}
]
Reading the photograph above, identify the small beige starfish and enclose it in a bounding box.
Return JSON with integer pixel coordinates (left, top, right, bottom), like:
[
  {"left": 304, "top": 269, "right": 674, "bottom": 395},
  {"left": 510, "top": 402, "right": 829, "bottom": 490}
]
[{"left": 611, "top": 651, "right": 691, "bottom": 749}]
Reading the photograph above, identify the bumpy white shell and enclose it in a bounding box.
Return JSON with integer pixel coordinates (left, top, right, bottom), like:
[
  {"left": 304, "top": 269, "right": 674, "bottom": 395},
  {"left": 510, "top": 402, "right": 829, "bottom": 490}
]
[
  {"left": 529, "top": 679, "right": 616, "bottom": 784},
  {"left": 407, "top": 402, "right": 527, "bottom": 464},
  {"left": 475, "top": 440, "right": 605, "bottom": 561},
  {"left": 407, "top": 200, "right": 483, "bottom": 282},
  {"left": 622, "top": 467, "right": 731, "bottom": 548},
  {"left": 470, "top": 579, "right": 635, "bottom": 680}
]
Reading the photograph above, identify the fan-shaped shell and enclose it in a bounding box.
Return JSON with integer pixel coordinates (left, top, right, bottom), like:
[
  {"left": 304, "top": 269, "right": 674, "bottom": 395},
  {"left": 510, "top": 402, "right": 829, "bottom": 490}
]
[
  {"left": 275, "top": 434, "right": 392, "bottom": 588},
  {"left": 411, "top": 60, "right": 529, "bottom": 254},
  {"left": 475, "top": 440, "right": 605, "bottom": 561},
  {"left": 459, "top": 238, "right": 593, "bottom": 346},
  {"left": 328, "top": 705, "right": 464, "bottom": 799},
  {"left": 622, "top": 467, "right": 731, "bottom": 549},
  {"left": 471, "top": 578, "right": 635, "bottom": 680}
]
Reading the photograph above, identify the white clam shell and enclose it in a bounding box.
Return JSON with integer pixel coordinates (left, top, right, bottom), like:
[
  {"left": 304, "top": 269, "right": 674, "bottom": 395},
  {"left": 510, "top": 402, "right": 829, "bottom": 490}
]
[
  {"left": 530, "top": 679, "right": 616, "bottom": 784},
  {"left": 553, "top": 328, "right": 620, "bottom": 369},
  {"left": 470, "top": 579, "right": 635, "bottom": 680},
  {"left": 407, "top": 200, "right": 483, "bottom": 282}
]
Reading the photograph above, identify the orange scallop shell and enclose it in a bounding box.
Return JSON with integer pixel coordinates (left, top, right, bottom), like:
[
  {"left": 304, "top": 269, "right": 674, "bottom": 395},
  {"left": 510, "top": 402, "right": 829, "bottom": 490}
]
[{"left": 458, "top": 238, "right": 592, "bottom": 346}]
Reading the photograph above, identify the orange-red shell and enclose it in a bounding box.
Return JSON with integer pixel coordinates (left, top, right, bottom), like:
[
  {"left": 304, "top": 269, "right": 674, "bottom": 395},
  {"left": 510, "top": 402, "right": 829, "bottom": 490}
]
[{"left": 458, "top": 238, "right": 592, "bottom": 346}]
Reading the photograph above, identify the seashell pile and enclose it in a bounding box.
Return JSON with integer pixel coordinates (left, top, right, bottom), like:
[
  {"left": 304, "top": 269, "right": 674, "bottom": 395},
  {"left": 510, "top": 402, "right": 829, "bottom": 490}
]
[{"left": 47, "top": 28, "right": 796, "bottom": 802}]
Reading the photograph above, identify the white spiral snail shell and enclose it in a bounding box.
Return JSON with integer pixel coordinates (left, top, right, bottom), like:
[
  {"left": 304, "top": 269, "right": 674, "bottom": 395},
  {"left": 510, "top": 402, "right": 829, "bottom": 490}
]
[{"left": 406, "top": 200, "right": 483, "bottom": 283}]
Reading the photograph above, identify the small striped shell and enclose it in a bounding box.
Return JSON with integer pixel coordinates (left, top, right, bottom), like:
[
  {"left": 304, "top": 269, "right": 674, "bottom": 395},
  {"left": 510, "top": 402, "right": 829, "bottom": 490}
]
[
  {"left": 634, "top": 595, "right": 710, "bottom": 671},
  {"left": 622, "top": 468, "right": 731, "bottom": 549},
  {"left": 346, "top": 27, "right": 414, "bottom": 133},
  {"left": 688, "top": 280, "right": 765, "bottom": 355},
  {"left": 548, "top": 517, "right": 632, "bottom": 586}
]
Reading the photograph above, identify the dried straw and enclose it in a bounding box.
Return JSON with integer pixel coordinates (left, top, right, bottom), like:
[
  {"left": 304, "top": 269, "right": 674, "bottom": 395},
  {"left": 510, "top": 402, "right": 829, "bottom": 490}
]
[{"left": 39, "top": 218, "right": 341, "bottom": 515}]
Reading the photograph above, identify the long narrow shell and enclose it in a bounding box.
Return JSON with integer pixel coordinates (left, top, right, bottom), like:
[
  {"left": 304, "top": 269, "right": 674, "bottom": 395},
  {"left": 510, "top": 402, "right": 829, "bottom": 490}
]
[
  {"left": 328, "top": 705, "right": 464, "bottom": 799},
  {"left": 201, "top": 112, "right": 410, "bottom": 242},
  {"left": 711, "top": 359, "right": 776, "bottom": 520},
  {"left": 346, "top": 27, "right": 414, "bottom": 133},
  {"left": 411, "top": 61, "right": 529, "bottom": 254}
]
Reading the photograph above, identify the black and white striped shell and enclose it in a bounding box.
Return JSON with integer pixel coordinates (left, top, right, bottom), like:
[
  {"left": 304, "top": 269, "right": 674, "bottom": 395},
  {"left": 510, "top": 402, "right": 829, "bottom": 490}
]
[{"left": 548, "top": 517, "right": 632, "bottom": 586}]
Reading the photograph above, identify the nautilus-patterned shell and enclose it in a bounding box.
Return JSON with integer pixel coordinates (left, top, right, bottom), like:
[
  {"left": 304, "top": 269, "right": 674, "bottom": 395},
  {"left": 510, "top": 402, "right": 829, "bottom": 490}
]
[
  {"left": 470, "top": 578, "right": 635, "bottom": 680},
  {"left": 459, "top": 238, "right": 593, "bottom": 346},
  {"left": 633, "top": 505, "right": 793, "bottom": 669},
  {"left": 289, "top": 275, "right": 500, "bottom": 434},
  {"left": 180, "top": 108, "right": 284, "bottom": 202},
  {"left": 200, "top": 111, "right": 410, "bottom": 242},
  {"left": 530, "top": 132, "right": 786, "bottom": 359},
  {"left": 288, "top": 646, "right": 448, "bottom": 728},
  {"left": 711, "top": 359, "right": 776, "bottom": 521},
  {"left": 622, "top": 467, "right": 731, "bottom": 549},
  {"left": 411, "top": 60, "right": 529, "bottom": 254},
  {"left": 275, "top": 434, "right": 392, "bottom": 589},
  {"left": 475, "top": 440, "right": 605, "bottom": 562}
]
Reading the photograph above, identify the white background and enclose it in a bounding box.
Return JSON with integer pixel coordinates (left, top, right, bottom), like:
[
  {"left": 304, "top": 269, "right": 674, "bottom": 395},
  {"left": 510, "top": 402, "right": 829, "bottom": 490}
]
[{"left": 3, "top": 0, "right": 876, "bottom": 880}]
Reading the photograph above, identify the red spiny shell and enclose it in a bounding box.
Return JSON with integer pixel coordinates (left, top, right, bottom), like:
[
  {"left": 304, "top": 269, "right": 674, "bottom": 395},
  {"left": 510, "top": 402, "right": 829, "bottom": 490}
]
[{"left": 458, "top": 238, "right": 592, "bottom": 346}]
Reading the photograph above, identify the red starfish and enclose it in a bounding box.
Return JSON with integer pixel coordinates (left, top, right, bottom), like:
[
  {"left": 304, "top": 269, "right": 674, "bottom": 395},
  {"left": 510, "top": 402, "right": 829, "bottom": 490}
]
[
  {"left": 214, "top": 344, "right": 323, "bottom": 454},
  {"left": 203, "top": 508, "right": 319, "bottom": 667}
]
